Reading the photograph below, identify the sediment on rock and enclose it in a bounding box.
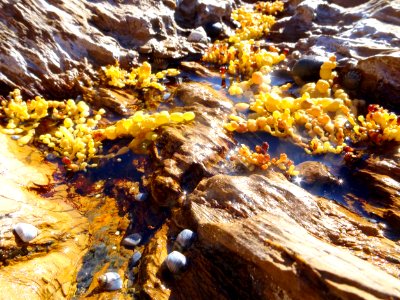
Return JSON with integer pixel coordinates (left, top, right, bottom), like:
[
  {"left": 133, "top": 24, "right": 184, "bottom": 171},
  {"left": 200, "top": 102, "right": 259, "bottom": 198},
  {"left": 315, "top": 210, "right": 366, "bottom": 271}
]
[{"left": 0, "top": 134, "right": 89, "bottom": 299}]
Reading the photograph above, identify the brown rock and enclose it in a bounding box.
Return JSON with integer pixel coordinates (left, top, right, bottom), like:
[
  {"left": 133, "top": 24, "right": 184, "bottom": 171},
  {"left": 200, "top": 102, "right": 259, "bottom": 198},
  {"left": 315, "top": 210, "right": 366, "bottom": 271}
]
[
  {"left": 147, "top": 83, "right": 235, "bottom": 206},
  {"left": 0, "top": 134, "right": 89, "bottom": 298},
  {"left": 139, "top": 223, "right": 170, "bottom": 300},
  {"left": 0, "top": 0, "right": 210, "bottom": 97},
  {"left": 296, "top": 161, "right": 339, "bottom": 186},
  {"left": 168, "top": 173, "right": 400, "bottom": 299},
  {"left": 357, "top": 52, "right": 400, "bottom": 109}
]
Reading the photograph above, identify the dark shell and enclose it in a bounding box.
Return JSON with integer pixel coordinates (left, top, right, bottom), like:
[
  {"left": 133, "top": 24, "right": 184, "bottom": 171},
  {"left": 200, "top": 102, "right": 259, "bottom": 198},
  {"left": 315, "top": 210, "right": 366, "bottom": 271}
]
[
  {"left": 129, "top": 251, "right": 142, "bottom": 268},
  {"left": 292, "top": 56, "right": 325, "bottom": 83}
]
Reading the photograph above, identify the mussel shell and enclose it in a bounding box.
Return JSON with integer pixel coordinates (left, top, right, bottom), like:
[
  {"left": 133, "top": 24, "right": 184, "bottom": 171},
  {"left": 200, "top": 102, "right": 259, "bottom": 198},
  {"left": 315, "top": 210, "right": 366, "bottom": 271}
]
[
  {"left": 122, "top": 233, "right": 142, "bottom": 247},
  {"left": 134, "top": 192, "right": 148, "bottom": 202},
  {"left": 204, "top": 22, "right": 225, "bottom": 39},
  {"left": 98, "top": 272, "right": 123, "bottom": 291},
  {"left": 292, "top": 56, "right": 325, "bottom": 83},
  {"left": 175, "top": 229, "right": 196, "bottom": 250},
  {"left": 129, "top": 251, "right": 142, "bottom": 268},
  {"left": 13, "top": 223, "right": 39, "bottom": 243},
  {"left": 165, "top": 251, "right": 187, "bottom": 274}
]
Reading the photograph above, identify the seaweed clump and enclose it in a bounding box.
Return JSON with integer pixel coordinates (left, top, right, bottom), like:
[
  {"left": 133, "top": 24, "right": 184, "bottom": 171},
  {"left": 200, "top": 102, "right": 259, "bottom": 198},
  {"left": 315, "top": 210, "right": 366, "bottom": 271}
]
[{"left": 0, "top": 62, "right": 194, "bottom": 172}]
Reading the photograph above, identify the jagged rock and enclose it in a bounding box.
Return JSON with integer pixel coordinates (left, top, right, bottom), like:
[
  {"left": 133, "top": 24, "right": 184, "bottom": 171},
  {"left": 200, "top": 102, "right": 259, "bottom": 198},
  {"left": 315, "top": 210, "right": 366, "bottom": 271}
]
[
  {"left": 296, "top": 161, "right": 339, "bottom": 186},
  {"left": 138, "top": 172, "right": 400, "bottom": 299},
  {"left": 188, "top": 27, "right": 208, "bottom": 43},
  {"left": 349, "top": 150, "right": 400, "bottom": 234},
  {"left": 272, "top": 0, "right": 400, "bottom": 105},
  {"left": 167, "top": 173, "right": 400, "bottom": 299},
  {"left": 0, "top": 0, "right": 209, "bottom": 98},
  {"left": 147, "top": 82, "right": 234, "bottom": 206},
  {"left": 0, "top": 134, "right": 89, "bottom": 298},
  {"left": 176, "top": 0, "right": 234, "bottom": 27}
]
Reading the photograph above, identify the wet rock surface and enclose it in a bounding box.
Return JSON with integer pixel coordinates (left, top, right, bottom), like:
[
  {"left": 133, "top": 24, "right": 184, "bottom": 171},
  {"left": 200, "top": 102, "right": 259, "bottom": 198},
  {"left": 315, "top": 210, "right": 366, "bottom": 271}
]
[
  {"left": 139, "top": 172, "right": 400, "bottom": 299},
  {"left": 273, "top": 0, "right": 400, "bottom": 107},
  {"left": 296, "top": 161, "right": 339, "bottom": 186},
  {"left": 0, "top": 134, "right": 89, "bottom": 298},
  {"left": 147, "top": 82, "right": 234, "bottom": 207},
  {"left": 348, "top": 147, "right": 400, "bottom": 236},
  {"left": 1, "top": 0, "right": 400, "bottom": 299},
  {"left": 0, "top": 0, "right": 239, "bottom": 98}
]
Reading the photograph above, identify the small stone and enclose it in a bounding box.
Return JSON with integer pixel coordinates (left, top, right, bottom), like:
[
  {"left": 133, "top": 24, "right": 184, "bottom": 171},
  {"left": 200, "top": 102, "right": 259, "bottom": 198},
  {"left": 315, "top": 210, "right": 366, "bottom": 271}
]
[
  {"left": 188, "top": 27, "right": 208, "bottom": 43},
  {"left": 11, "top": 135, "right": 21, "bottom": 140},
  {"left": 292, "top": 56, "right": 325, "bottom": 84},
  {"left": 13, "top": 223, "right": 39, "bottom": 243},
  {"left": 204, "top": 22, "right": 225, "bottom": 39},
  {"left": 122, "top": 233, "right": 142, "bottom": 247}
]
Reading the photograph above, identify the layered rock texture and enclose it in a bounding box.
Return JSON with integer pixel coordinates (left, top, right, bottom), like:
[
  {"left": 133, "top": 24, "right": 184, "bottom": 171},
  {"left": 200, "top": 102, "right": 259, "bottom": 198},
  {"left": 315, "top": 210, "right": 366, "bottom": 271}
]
[
  {"left": 137, "top": 83, "right": 400, "bottom": 300},
  {"left": 0, "top": 134, "right": 89, "bottom": 298},
  {"left": 274, "top": 0, "right": 400, "bottom": 108},
  {"left": 0, "top": 0, "right": 234, "bottom": 98},
  {"left": 1, "top": 0, "right": 400, "bottom": 299}
]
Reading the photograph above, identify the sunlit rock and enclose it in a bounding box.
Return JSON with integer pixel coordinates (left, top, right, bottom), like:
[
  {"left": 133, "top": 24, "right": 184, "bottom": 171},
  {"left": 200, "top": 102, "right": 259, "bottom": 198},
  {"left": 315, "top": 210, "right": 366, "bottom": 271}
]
[{"left": 0, "top": 134, "right": 89, "bottom": 299}]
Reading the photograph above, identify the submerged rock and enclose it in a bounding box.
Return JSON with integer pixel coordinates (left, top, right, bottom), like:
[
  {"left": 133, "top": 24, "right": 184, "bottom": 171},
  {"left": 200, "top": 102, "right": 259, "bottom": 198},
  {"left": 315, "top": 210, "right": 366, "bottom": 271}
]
[{"left": 296, "top": 161, "right": 340, "bottom": 186}]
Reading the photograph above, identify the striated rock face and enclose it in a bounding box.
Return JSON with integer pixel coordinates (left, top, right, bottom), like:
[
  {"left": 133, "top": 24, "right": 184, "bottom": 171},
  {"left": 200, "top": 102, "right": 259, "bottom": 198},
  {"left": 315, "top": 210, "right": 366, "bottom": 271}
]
[
  {"left": 148, "top": 82, "right": 235, "bottom": 207},
  {"left": 141, "top": 173, "right": 400, "bottom": 299},
  {"left": 350, "top": 147, "right": 400, "bottom": 231},
  {"left": 0, "top": 0, "right": 238, "bottom": 98},
  {"left": 137, "top": 84, "right": 400, "bottom": 300},
  {"left": 0, "top": 134, "right": 89, "bottom": 298}
]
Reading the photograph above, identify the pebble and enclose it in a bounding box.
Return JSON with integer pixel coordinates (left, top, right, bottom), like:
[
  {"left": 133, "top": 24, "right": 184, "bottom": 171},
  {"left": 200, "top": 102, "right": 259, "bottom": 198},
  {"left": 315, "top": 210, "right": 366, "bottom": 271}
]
[
  {"left": 204, "top": 22, "right": 225, "bottom": 39},
  {"left": 292, "top": 56, "right": 325, "bottom": 83},
  {"left": 134, "top": 192, "right": 148, "bottom": 202},
  {"left": 188, "top": 27, "right": 208, "bottom": 43},
  {"left": 13, "top": 223, "right": 39, "bottom": 243},
  {"left": 129, "top": 251, "right": 142, "bottom": 268}
]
